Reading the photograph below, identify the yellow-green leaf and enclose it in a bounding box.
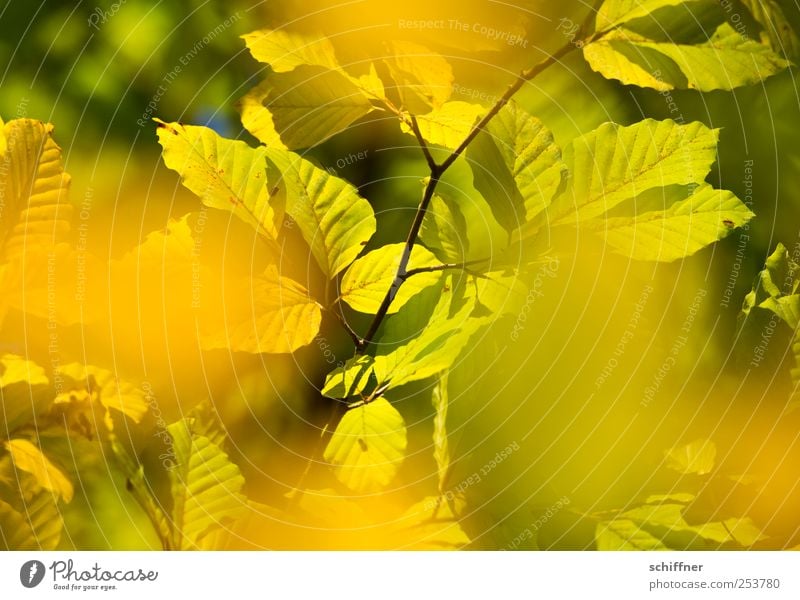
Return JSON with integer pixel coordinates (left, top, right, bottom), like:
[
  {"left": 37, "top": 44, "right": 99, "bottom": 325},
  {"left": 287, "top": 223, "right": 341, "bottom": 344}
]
[
  {"left": 400, "top": 101, "right": 483, "bottom": 150},
  {"left": 431, "top": 374, "right": 450, "bottom": 494},
  {"left": 339, "top": 243, "right": 442, "bottom": 314},
  {"left": 420, "top": 192, "right": 470, "bottom": 264},
  {"left": 323, "top": 398, "right": 407, "bottom": 493},
  {"left": 201, "top": 266, "right": 322, "bottom": 354},
  {"left": 391, "top": 496, "right": 470, "bottom": 549},
  {"left": 0, "top": 354, "right": 48, "bottom": 388},
  {"left": 596, "top": 185, "right": 754, "bottom": 262},
  {"left": 596, "top": 0, "right": 707, "bottom": 30},
  {"left": 468, "top": 102, "right": 565, "bottom": 232},
  {"left": 740, "top": 0, "right": 799, "bottom": 57},
  {"left": 4, "top": 439, "right": 73, "bottom": 502},
  {"left": 266, "top": 148, "right": 376, "bottom": 278},
  {"left": 155, "top": 121, "right": 284, "bottom": 240},
  {"left": 0, "top": 489, "right": 62, "bottom": 549},
  {"left": 555, "top": 119, "right": 720, "bottom": 225},
  {"left": 584, "top": 22, "right": 789, "bottom": 91},
  {"left": 242, "top": 28, "right": 340, "bottom": 72},
  {"left": 384, "top": 41, "right": 453, "bottom": 113},
  {"left": 257, "top": 66, "right": 374, "bottom": 149},
  {"left": 664, "top": 438, "right": 716, "bottom": 475},
  {"left": 321, "top": 355, "right": 375, "bottom": 399},
  {"left": 238, "top": 79, "right": 288, "bottom": 149},
  {"left": 167, "top": 419, "right": 247, "bottom": 549},
  {"left": 0, "top": 116, "right": 6, "bottom": 156}
]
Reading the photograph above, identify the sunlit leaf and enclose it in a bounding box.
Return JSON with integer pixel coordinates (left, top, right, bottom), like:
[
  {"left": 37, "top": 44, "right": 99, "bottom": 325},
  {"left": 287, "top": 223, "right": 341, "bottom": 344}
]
[
  {"left": 384, "top": 41, "right": 453, "bottom": 113},
  {"left": 201, "top": 266, "right": 322, "bottom": 354},
  {"left": 0, "top": 354, "right": 48, "bottom": 388},
  {"left": 400, "top": 101, "right": 483, "bottom": 150},
  {"left": 556, "top": 119, "right": 720, "bottom": 224},
  {"left": 167, "top": 419, "right": 247, "bottom": 549},
  {"left": 4, "top": 439, "right": 73, "bottom": 502},
  {"left": 339, "top": 243, "right": 442, "bottom": 314},
  {"left": 596, "top": 185, "right": 753, "bottom": 262},
  {"left": 238, "top": 79, "right": 288, "bottom": 148},
  {"left": 664, "top": 438, "right": 716, "bottom": 475},
  {"left": 324, "top": 398, "right": 407, "bottom": 493},
  {"left": 267, "top": 148, "right": 376, "bottom": 278},
  {"left": 256, "top": 66, "right": 374, "bottom": 149},
  {"left": 420, "top": 192, "right": 470, "bottom": 264},
  {"left": 584, "top": 22, "right": 789, "bottom": 91},
  {"left": 155, "top": 120, "right": 284, "bottom": 240},
  {"left": 0, "top": 483, "right": 62, "bottom": 549},
  {"left": 468, "top": 102, "right": 565, "bottom": 233},
  {"left": 596, "top": 0, "right": 708, "bottom": 30},
  {"left": 321, "top": 355, "right": 375, "bottom": 399},
  {"left": 242, "top": 28, "right": 340, "bottom": 72},
  {"left": 0, "top": 116, "right": 6, "bottom": 156}
]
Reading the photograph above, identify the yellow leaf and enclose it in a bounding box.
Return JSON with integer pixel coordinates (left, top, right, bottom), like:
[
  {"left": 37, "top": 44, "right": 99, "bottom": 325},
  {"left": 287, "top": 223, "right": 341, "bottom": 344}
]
[
  {"left": 155, "top": 121, "right": 284, "bottom": 241},
  {"left": 664, "top": 438, "right": 716, "bottom": 475},
  {"left": 4, "top": 439, "right": 73, "bottom": 502},
  {"left": 242, "top": 28, "right": 340, "bottom": 72},
  {"left": 0, "top": 119, "right": 72, "bottom": 259},
  {"left": 385, "top": 41, "right": 453, "bottom": 112},
  {"left": 0, "top": 354, "right": 49, "bottom": 387},
  {"left": 0, "top": 116, "right": 6, "bottom": 156}
]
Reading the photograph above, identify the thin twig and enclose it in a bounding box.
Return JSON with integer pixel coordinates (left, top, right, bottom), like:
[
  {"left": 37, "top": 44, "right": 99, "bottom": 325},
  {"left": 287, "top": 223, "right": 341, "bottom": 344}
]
[{"left": 409, "top": 114, "right": 438, "bottom": 172}]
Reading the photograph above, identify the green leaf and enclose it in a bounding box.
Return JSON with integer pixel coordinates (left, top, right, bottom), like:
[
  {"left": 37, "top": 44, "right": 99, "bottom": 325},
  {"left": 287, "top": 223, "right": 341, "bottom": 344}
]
[
  {"left": 4, "top": 439, "right": 73, "bottom": 502},
  {"left": 740, "top": 0, "right": 799, "bottom": 58},
  {"left": 339, "top": 243, "right": 442, "bottom": 314},
  {"left": 420, "top": 192, "right": 470, "bottom": 264},
  {"left": 373, "top": 279, "right": 488, "bottom": 389},
  {"left": 596, "top": 519, "right": 669, "bottom": 550},
  {"left": 323, "top": 398, "right": 407, "bottom": 493},
  {"left": 596, "top": 185, "right": 754, "bottom": 262},
  {"left": 201, "top": 266, "right": 322, "bottom": 354},
  {"left": 155, "top": 121, "right": 284, "bottom": 241},
  {"left": 242, "top": 28, "right": 340, "bottom": 72},
  {"left": 384, "top": 41, "right": 453, "bottom": 113},
  {"left": 266, "top": 148, "right": 376, "bottom": 278},
  {"left": 400, "top": 101, "right": 483, "bottom": 150},
  {"left": 431, "top": 373, "right": 450, "bottom": 494},
  {"left": 321, "top": 355, "right": 375, "bottom": 399},
  {"left": 742, "top": 243, "right": 799, "bottom": 321},
  {"left": 468, "top": 102, "right": 565, "bottom": 233},
  {"left": 596, "top": 0, "right": 708, "bottom": 30},
  {"left": 584, "top": 22, "right": 790, "bottom": 91},
  {"left": 664, "top": 438, "right": 716, "bottom": 475},
  {"left": 167, "top": 419, "right": 247, "bottom": 549},
  {"left": 555, "top": 119, "right": 720, "bottom": 225},
  {"left": 254, "top": 66, "right": 374, "bottom": 149}
]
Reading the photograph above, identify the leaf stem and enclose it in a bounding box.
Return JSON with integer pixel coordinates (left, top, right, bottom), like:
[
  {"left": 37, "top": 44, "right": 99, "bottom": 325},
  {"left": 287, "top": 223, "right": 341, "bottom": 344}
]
[{"left": 356, "top": 5, "right": 603, "bottom": 352}]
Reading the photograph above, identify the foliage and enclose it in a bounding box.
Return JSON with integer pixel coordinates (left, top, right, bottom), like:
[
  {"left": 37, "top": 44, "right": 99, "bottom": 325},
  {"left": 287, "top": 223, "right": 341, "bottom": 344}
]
[{"left": 0, "top": 0, "right": 796, "bottom": 549}]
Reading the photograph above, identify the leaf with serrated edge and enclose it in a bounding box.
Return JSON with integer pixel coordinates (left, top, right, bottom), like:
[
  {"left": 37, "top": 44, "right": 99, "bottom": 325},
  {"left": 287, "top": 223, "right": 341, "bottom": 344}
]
[
  {"left": 267, "top": 148, "right": 376, "bottom": 278},
  {"left": 201, "top": 266, "right": 321, "bottom": 354},
  {"left": 595, "top": 185, "right": 753, "bottom": 262},
  {"left": 4, "top": 439, "right": 73, "bottom": 502},
  {"left": 385, "top": 41, "right": 453, "bottom": 113},
  {"left": 155, "top": 121, "right": 284, "bottom": 240},
  {"left": 596, "top": 0, "right": 708, "bottom": 30},
  {"left": 420, "top": 192, "right": 470, "bottom": 264},
  {"left": 584, "top": 22, "right": 789, "bottom": 91},
  {"left": 242, "top": 29, "right": 340, "bottom": 72},
  {"left": 323, "top": 398, "right": 407, "bottom": 493},
  {"left": 340, "top": 243, "right": 442, "bottom": 314},
  {"left": 468, "top": 102, "right": 565, "bottom": 233},
  {"left": 400, "top": 102, "right": 483, "bottom": 150},
  {"left": 556, "top": 119, "right": 719, "bottom": 225},
  {"left": 167, "top": 420, "right": 246, "bottom": 549},
  {"left": 260, "top": 66, "right": 374, "bottom": 149}
]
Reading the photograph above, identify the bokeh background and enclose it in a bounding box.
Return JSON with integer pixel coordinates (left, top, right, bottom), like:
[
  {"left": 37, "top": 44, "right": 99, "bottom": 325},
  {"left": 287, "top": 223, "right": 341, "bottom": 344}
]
[{"left": 1, "top": 0, "right": 799, "bottom": 549}]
